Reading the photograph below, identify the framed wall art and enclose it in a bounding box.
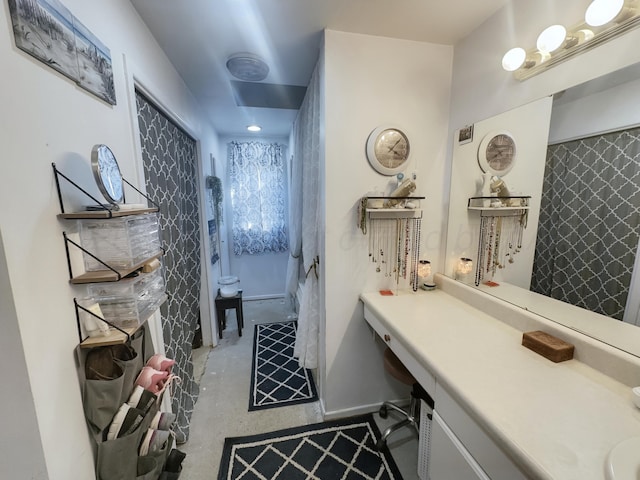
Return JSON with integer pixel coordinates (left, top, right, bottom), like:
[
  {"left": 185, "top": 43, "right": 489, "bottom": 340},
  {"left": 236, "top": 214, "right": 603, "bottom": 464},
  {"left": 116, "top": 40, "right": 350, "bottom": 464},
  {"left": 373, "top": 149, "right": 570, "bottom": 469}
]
[{"left": 7, "top": 0, "right": 116, "bottom": 105}]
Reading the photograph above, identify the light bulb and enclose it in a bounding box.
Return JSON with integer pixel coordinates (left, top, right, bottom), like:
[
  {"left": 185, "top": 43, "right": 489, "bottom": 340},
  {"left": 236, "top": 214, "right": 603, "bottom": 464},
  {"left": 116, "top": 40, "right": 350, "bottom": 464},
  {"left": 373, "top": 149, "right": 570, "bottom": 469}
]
[
  {"left": 585, "top": 0, "right": 624, "bottom": 26},
  {"left": 247, "top": 125, "right": 262, "bottom": 132},
  {"left": 502, "top": 47, "right": 527, "bottom": 71},
  {"left": 536, "top": 25, "right": 567, "bottom": 53}
]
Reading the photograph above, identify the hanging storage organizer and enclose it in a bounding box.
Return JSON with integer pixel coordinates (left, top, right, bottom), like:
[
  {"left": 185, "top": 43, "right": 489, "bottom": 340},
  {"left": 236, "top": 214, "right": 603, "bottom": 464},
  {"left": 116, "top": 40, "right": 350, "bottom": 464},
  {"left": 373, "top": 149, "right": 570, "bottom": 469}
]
[
  {"left": 358, "top": 195, "right": 425, "bottom": 291},
  {"left": 53, "top": 163, "right": 180, "bottom": 479}
]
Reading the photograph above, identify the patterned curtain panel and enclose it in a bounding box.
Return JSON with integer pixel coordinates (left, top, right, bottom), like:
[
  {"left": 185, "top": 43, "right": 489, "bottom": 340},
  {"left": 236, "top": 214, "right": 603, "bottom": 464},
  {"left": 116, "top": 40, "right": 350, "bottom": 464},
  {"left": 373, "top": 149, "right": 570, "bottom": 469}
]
[
  {"left": 228, "top": 141, "right": 289, "bottom": 255},
  {"left": 136, "top": 91, "right": 201, "bottom": 443},
  {"left": 531, "top": 127, "right": 640, "bottom": 320}
]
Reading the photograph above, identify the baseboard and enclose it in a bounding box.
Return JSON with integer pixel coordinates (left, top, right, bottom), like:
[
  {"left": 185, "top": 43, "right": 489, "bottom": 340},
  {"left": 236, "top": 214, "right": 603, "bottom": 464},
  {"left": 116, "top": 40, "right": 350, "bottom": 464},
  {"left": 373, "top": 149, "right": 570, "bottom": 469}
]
[
  {"left": 243, "top": 294, "right": 285, "bottom": 302},
  {"left": 321, "top": 398, "right": 410, "bottom": 421},
  {"left": 322, "top": 402, "right": 379, "bottom": 421}
]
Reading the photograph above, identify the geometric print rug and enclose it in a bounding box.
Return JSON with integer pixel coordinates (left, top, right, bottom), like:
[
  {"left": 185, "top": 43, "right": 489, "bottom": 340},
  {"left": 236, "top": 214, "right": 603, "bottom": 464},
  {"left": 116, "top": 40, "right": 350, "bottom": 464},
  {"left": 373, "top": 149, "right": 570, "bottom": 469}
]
[
  {"left": 217, "top": 414, "right": 404, "bottom": 480},
  {"left": 249, "top": 321, "right": 318, "bottom": 411}
]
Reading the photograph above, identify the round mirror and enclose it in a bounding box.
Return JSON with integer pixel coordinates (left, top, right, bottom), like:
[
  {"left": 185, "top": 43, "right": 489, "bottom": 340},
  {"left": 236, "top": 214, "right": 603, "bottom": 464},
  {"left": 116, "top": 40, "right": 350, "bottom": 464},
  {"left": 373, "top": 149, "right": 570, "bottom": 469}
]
[{"left": 91, "top": 144, "right": 124, "bottom": 205}]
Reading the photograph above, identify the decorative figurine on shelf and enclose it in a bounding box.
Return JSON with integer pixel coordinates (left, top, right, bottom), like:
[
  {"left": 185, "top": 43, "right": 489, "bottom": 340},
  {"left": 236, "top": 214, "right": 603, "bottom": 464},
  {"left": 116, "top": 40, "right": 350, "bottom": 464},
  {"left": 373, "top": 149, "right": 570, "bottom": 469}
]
[
  {"left": 384, "top": 178, "right": 417, "bottom": 207},
  {"left": 480, "top": 172, "right": 492, "bottom": 207}
]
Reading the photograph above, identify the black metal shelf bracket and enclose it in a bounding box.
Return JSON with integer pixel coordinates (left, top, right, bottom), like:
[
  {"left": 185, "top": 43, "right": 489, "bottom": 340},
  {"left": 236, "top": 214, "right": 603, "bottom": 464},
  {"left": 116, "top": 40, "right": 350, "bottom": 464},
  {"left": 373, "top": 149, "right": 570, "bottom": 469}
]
[
  {"left": 74, "top": 298, "right": 131, "bottom": 344},
  {"left": 122, "top": 177, "right": 160, "bottom": 210},
  {"left": 52, "top": 162, "right": 160, "bottom": 215},
  {"left": 53, "top": 163, "right": 109, "bottom": 215},
  {"left": 63, "top": 232, "right": 122, "bottom": 281}
]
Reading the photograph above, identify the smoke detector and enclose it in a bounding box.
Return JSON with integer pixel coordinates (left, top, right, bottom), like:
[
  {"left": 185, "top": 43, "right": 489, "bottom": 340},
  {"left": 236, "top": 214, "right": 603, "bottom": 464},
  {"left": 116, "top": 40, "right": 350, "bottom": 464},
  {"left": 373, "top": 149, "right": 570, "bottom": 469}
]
[{"left": 226, "top": 53, "right": 269, "bottom": 82}]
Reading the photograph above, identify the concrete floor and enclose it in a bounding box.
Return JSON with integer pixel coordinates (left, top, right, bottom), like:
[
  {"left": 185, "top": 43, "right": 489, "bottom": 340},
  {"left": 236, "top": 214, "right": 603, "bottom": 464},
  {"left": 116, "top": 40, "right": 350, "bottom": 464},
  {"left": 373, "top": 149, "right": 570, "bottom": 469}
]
[{"left": 180, "top": 297, "right": 420, "bottom": 479}]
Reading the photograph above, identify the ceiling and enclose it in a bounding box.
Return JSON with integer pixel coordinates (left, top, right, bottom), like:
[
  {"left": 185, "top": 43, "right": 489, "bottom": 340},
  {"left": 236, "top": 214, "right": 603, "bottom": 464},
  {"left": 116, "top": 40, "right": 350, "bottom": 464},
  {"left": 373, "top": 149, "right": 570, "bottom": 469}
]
[{"left": 130, "top": 0, "right": 512, "bottom": 138}]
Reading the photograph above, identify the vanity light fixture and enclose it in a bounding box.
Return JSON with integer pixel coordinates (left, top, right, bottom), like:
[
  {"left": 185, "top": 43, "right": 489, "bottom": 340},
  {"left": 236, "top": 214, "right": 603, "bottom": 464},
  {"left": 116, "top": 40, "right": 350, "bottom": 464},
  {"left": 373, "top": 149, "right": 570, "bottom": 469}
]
[
  {"left": 247, "top": 125, "right": 262, "bottom": 132},
  {"left": 503, "top": 0, "right": 640, "bottom": 81}
]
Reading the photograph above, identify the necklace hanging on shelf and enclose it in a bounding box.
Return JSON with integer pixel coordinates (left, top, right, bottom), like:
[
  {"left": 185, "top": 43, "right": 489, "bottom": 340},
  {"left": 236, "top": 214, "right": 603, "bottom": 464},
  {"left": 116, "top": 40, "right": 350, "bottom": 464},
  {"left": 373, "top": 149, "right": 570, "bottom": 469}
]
[{"left": 369, "top": 217, "right": 374, "bottom": 261}]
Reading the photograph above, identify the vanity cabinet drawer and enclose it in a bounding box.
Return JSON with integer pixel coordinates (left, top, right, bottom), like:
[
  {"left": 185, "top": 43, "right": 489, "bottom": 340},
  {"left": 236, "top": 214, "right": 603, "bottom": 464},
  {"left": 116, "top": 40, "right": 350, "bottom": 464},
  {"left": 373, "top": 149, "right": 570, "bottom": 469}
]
[
  {"left": 364, "top": 305, "right": 392, "bottom": 340},
  {"left": 363, "top": 306, "right": 436, "bottom": 395},
  {"left": 435, "top": 385, "right": 527, "bottom": 480},
  {"left": 430, "top": 411, "right": 490, "bottom": 480}
]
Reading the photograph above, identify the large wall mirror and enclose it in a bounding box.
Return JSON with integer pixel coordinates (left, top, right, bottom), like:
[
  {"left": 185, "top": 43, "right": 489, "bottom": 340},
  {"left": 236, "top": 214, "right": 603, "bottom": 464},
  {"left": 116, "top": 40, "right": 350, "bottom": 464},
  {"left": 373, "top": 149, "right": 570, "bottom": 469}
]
[{"left": 445, "top": 62, "right": 640, "bottom": 358}]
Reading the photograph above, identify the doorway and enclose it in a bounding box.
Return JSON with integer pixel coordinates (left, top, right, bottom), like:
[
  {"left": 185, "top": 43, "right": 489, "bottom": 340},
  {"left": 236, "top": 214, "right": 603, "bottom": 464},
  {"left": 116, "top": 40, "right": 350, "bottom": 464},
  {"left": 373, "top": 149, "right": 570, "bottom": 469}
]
[{"left": 135, "top": 89, "right": 201, "bottom": 443}]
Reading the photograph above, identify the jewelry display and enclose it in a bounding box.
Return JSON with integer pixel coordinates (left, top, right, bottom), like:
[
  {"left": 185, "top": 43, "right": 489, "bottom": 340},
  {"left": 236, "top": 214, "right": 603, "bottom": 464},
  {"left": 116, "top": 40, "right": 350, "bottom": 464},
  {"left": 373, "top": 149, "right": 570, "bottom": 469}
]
[
  {"left": 475, "top": 210, "right": 527, "bottom": 286},
  {"left": 359, "top": 195, "right": 424, "bottom": 290},
  {"left": 365, "top": 216, "right": 422, "bottom": 286},
  {"left": 467, "top": 195, "right": 530, "bottom": 286}
]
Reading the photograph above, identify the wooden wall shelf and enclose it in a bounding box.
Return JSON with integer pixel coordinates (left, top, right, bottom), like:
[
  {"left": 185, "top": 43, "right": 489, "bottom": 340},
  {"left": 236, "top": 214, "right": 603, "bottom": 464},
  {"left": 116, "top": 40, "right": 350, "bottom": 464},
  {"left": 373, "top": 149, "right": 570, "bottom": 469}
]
[
  {"left": 78, "top": 294, "right": 167, "bottom": 348},
  {"left": 58, "top": 207, "right": 158, "bottom": 219},
  {"left": 69, "top": 253, "right": 163, "bottom": 284}
]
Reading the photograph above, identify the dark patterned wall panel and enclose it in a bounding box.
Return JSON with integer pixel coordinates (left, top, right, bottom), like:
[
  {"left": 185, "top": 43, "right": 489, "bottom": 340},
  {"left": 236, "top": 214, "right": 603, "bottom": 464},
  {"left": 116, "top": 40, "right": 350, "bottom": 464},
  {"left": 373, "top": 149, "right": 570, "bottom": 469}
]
[
  {"left": 532, "top": 127, "right": 640, "bottom": 320},
  {"left": 136, "top": 90, "right": 200, "bottom": 442}
]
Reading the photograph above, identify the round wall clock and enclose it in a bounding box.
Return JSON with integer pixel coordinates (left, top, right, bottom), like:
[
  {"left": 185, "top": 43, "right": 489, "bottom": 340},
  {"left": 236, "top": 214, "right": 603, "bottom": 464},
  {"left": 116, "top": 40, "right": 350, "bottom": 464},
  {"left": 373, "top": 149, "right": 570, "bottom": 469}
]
[
  {"left": 91, "top": 144, "right": 124, "bottom": 205},
  {"left": 366, "top": 126, "right": 411, "bottom": 175},
  {"left": 478, "top": 130, "right": 517, "bottom": 176}
]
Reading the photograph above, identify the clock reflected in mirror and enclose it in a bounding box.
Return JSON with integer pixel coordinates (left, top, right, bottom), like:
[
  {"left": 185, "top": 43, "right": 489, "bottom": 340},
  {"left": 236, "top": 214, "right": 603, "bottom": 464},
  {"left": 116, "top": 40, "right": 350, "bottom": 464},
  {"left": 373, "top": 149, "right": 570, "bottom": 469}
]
[{"left": 478, "top": 130, "right": 516, "bottom": 176}]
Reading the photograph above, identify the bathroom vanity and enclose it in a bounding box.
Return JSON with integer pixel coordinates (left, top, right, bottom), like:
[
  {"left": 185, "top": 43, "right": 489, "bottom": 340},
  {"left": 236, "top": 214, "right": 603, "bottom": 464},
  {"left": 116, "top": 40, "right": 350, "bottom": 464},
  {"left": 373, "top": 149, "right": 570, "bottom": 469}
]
[{"left": 360, "top": 274, "right": 640, "bottom": 480}]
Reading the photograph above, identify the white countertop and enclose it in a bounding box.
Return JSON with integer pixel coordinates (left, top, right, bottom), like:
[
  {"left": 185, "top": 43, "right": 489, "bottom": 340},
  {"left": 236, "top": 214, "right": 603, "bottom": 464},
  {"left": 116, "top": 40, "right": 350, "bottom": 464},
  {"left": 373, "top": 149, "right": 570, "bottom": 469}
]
[
  {"left": 473, "top": 281, "right": 640, "bottom": 359},
  {"left": 360, "top": 287, "right": 640, "bottom": 480}
]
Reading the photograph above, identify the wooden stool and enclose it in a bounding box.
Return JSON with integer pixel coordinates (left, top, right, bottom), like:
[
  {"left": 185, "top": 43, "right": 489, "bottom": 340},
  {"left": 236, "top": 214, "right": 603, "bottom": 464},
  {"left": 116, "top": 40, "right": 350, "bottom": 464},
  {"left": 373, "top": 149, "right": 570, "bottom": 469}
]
[{"left": 215, "top": 289, "right": 244, "bottom": 338}]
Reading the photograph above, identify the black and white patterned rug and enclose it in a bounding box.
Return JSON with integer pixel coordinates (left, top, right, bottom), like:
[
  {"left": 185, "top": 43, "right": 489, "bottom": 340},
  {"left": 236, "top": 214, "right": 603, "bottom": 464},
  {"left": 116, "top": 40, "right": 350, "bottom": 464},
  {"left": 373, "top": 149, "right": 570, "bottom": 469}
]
[
  {"left": 217, "top": 414, "right": 403, "bottom": 480},
  {"left": 249, "top": 321, "right": 318, "bottom": 411}
]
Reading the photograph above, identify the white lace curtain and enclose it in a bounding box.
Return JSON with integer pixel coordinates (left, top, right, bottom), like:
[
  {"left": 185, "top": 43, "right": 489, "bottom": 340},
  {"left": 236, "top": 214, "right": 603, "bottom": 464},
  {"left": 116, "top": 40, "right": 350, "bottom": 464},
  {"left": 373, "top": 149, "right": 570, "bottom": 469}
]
[
  {"left": 228, "top": 141, "right": 289, "bottom": 255},
  {"left": 290, "top": 60, "right": 322, "bottom": 369}
]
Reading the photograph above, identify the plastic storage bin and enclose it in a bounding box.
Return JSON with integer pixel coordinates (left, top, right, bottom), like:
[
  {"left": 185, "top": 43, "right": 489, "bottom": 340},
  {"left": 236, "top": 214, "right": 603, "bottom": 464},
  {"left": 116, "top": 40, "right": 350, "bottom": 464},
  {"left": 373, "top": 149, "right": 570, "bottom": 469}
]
[
  {"left": 87, "top": 268, "right": 166, "bottom": 329},
  {"left": 79, "top": 213, "right": 162, "bottom": 271}
]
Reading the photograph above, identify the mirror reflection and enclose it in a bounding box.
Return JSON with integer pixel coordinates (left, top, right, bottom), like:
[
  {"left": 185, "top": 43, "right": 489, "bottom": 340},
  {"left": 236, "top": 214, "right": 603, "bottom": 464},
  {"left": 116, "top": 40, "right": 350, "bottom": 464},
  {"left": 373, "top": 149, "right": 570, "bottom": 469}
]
[{"left": 445, "top": 62, "right": 640, "bottom": 355}]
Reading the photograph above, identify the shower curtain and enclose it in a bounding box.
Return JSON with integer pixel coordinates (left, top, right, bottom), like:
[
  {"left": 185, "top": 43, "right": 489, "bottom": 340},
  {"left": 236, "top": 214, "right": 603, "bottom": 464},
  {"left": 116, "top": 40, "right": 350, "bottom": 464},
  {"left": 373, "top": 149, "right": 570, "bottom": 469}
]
[
  {"left": 531, "top": 127, "right": 640, "bottom": 320},
  {"left": 136, "top": 90, "right": 201, "bottom": 443},
  {"left": 291, "top": 60, "right": 322, "bottom": 369}
]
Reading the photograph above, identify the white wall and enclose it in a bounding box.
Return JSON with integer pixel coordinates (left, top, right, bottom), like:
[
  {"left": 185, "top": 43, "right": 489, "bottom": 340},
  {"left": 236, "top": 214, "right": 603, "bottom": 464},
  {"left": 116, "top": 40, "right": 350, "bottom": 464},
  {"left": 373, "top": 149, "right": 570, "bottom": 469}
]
[
  {"left": 0, "top": 232, "right": 48, "bottom": 478},
  {"left": 218, "top": 136, "right": 290, "bottom": 299},
  {"left": 322, "top": 30, "right": 453, "bottom": 415},
  {"left": 0, "top": 0, "right": 218, "bottom": 477}
]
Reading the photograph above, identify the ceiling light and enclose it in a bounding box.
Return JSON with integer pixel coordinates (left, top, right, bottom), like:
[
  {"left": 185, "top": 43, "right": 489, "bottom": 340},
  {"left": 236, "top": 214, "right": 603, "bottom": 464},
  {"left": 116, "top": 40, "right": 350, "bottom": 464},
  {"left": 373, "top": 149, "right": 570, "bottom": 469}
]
[
  {"left": 501, "top": 47, "right": 527, "bottom": 71},
  {"left": 226, "top": 53, "right": 269, "bottom": 82},
  {"left": 585, "top": 0, "right": 625, "bottom": 26},
  {"left": 536, "top": 25, "right": 567, "bottom": 53},
  {"left": 247, "top": 125, "right": 262, "bottom": 132}
]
